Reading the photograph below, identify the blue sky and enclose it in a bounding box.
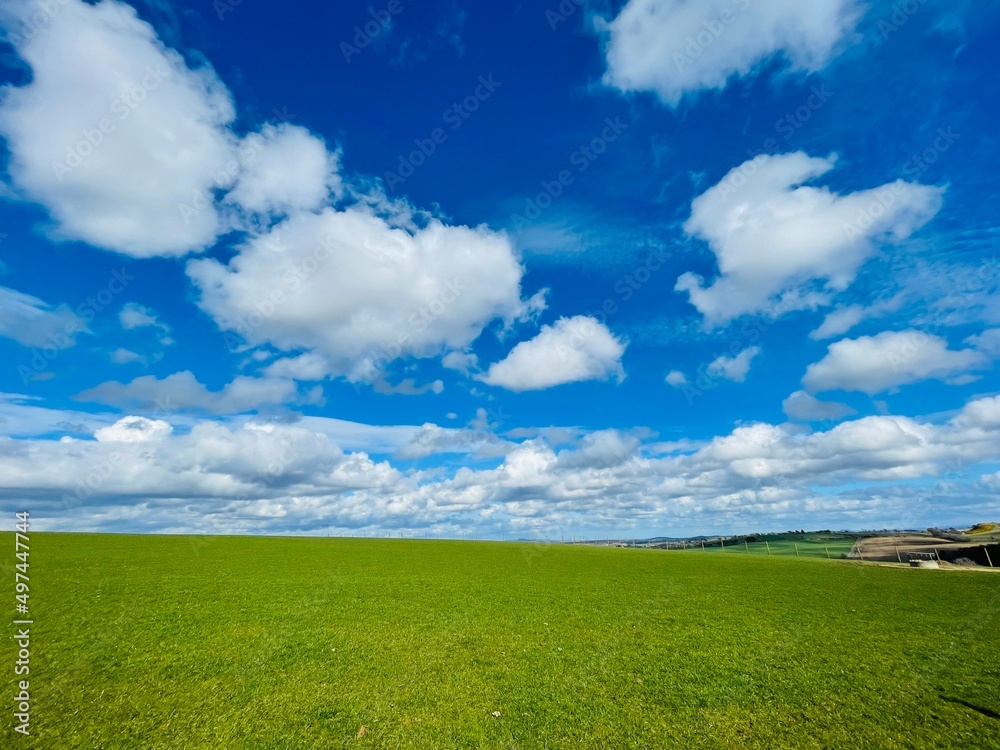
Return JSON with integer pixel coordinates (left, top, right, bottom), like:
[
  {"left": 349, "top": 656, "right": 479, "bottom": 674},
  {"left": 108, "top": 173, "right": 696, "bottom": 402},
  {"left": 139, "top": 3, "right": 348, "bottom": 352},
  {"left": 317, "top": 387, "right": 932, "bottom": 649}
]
[{"left": 0, "top": 0, "right": 998, "bottom": 538}]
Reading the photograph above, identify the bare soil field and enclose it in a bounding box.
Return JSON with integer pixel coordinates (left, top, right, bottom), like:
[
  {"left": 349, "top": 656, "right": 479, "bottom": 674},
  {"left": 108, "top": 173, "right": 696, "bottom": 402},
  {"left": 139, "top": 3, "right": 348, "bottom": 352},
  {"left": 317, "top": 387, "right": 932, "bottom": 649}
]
[{"left": 858, "top": 534, "right": 999, "bottom": 568}]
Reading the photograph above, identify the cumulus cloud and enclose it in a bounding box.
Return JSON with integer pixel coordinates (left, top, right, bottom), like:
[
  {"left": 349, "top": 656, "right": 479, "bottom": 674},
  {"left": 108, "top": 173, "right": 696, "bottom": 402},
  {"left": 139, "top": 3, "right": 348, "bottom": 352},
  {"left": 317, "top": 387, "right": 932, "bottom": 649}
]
[
  {"left": 0, "top": 392, "right": 122, "bottom": 438},
  {"left": 0, "top": 0, "right": 348, "bottom": 258},
  {"left": 0, "top": 285, "right": 86, "bottom": 348},
  {"left": 675, "top": 152, "right": 944, "bottom": 326},
  {"left": 810, "top": 294, "right": 905, "bottom": 340},
  {"left": 0, "top": 0, "right": 238, "bottom": 256},
  {"left": 0, "top": 0, "right": 547, "bottom": 388},
  {"left": 685, "top": 406, "right": 992, "bottom": 485},
  {"left": 802, "top": 330, "right": 989, "bottom": 394},
  {"left": 225, "top": 123, "right": 341, "bottom": 218},
  {"left": 554, "top": 430, "right": 641, "bottom": 470},
  {"left": 94, "top": 415, "right": 172, "bottom": 442},
  {"left": 263, "top": 353, "right": 331, "bottom": 381},
  {"left": 76, "top": 371, "right": 306, "bottom": 414},
  {"left": 442, "top": 351, "right": 479, "bottom": 375},
  {"left": 372, "top": 377, "right": 444, "bottom": 396},
  {"left": 395, "top": 423, "right": 513, "bottom": 461},
  {"left": 706, "top": 346, "right": 760, "bottom": 382},
  {"left": 599, "top": 0, "right": 864, "bottom": 106},
  {"left": 0, "top": 419, "right": 397, "bottom": 510},
  {"left": 4, "top": 394, "right": 1000, "bottom": 535},
  {"left": 782, "top": 390, "right": 855, "bottom": 422},
  {"left": 966, "top": 328, "right": 1000, "bottom": 359},
  {"left": 665, "top": 370, "right": 688, "bottom": 387},
  {"left": 188, "top": 207, "right": 544, "bottom": 382},
  {"left": 479, "top": 316, "right": 626, "bottom": 391}
]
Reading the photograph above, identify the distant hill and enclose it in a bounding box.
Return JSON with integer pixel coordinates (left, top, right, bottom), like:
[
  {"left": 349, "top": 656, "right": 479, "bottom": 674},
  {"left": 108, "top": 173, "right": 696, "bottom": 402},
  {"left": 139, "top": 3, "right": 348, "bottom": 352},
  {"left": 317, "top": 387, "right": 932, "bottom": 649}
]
[{"left": 968, "top": 522, "right": 999, "bottom": 534}]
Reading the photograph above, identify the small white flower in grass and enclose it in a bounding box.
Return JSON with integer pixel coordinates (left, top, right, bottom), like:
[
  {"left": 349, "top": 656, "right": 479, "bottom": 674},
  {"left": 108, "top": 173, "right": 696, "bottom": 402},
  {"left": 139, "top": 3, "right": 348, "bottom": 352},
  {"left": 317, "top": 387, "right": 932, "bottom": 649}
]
[{"left": 491, "top": 711, "right": 501, "bottom": 718}]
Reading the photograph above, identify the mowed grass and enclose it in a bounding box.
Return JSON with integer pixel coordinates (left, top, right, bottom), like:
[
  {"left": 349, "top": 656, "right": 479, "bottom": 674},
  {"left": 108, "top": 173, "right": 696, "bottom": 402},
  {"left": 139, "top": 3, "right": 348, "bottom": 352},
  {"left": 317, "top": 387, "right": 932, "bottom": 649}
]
[{"left": 5, "top": 533, "right": 1000, "bottom": 749}]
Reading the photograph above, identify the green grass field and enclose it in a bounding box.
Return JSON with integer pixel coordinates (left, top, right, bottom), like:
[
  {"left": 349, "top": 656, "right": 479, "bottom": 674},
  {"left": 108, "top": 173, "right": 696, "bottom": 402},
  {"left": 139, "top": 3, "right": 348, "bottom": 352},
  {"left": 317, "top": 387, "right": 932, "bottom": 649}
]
[
  {"left": 5, "top": 533, "right": 1000, "bottom": 749},
  {"left": 677, "top": 537, "right": 857, "bottom": 558}
]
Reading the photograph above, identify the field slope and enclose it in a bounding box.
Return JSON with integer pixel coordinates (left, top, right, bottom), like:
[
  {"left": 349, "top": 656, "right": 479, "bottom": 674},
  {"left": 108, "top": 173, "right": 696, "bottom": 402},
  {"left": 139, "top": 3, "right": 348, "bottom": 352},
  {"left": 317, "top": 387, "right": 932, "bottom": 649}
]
[{"left": 5, "top": 533, "right": 1000, "bottom": 749}]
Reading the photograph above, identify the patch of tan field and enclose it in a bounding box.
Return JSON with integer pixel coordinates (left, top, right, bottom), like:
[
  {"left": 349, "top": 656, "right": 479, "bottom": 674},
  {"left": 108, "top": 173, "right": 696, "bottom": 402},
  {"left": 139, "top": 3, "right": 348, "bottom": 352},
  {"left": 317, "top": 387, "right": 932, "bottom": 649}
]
[{"left": 856, "top": 534, "right": 997, "bottom": 568}]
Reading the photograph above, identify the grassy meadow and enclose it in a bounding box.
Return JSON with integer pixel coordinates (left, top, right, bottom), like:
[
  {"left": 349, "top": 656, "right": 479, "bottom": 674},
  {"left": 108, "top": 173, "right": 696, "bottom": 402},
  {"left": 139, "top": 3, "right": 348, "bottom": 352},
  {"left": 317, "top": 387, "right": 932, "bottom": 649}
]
[
  {"left": 679, "top": 536, "right": 857, "bottom": 558},
  {"left": 4, "top": 533, "right": 1000, "bottom": 749}
]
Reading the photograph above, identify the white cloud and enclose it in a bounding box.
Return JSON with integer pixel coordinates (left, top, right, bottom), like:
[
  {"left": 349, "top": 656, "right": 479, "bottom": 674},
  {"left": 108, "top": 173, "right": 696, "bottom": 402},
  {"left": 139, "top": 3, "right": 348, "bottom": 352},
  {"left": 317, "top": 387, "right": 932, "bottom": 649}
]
[
  {"left": 480, "top": 316, "right": 626, "bottom": 391},
  {"left": 0, "top": 419, "right": 397, "bottom": 512},
  {"left": 4, "top": 394, "right": 1000, "bottom": 535},
  {"left": 263, "top": 353, "right": 331, "bottom": 381},
  {"left": 119, "top": 301, "right": 173, "bottom": 344},
  {"left": 706, "top": 346, "right": 760, "bottom": 382},
  {"left": 600, "top": 0, "right": 864, "bottom": 106},
  {"left": 0, "top": 0, "right": 238, "bottom": 256},
  {"left": 686, "top": 410, "right": 978, "bottom": 484},
  {"left": 372, "top": 378, "right": 444, "bottom": 396},
  {"left": 554, "top": 430, "right": 640, "bottom": 470},
  {"left": 119, "top": 302, "right": 159, "bottom": 329},
  {"left": 0, "top": 1, "right": 548, "bottom": 395},
  {"left": 810, "top": 294, "right": 905, "bottom": 340},
  {"left": 966, "top": 328, "right": 1000, "bottom": 359},
  {"left": 109, "top": 347, "right": 147, "bottom": 365},
  {"left": 395, "top": 423, "right": 513, "bottom": 461},
  {"left": 803, "top": 330, "right": 989, "bottom": 394},
  {"left": 0, "top": 285, "right": 86, "bottom": 348},
  {"left": 441, "top": 351, "right": 478, "bottom": 375},
  {"left": 94, "top": 415, "right": 172, "bottom": 442},
  {"left": 665, "top": 369, "right": 688, "bottom": 387},
  {"left": 810, "top": 305, "right": 865, "bottom": 340},
  {"left": 76, "top": 370, "right": 306, "bottom": 414},
  {"left": 293, "top": 415, "right": 420, "bottom": 455},
  {"left": 675, "top": 152, "right": 944, "bottom": 326},
  {"left": 782, "top": 390, "right": 855, "bottom": 422},
  {"left": 188, "top": 207, "right": 544, "bottom": 382},
  {"left": 0, "top": 392, "right": 122, "bottom": 438},
  {"left": 225, "top": 123, "right": 340, "bottom": 218}
]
